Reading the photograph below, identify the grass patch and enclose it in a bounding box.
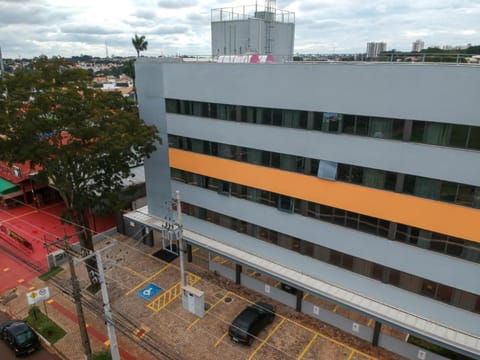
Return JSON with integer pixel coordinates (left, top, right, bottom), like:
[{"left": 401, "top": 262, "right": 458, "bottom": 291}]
[
  {"left": 86, "top": 283, "right": 101, "bottom": 294},
  {"left": 26, "top": 306, "right": 66, "bottom": 344},
  {"left": 92, "top": 350, "right": 111, "bottom": 360},
  {"left": 39, "top": 266, "right": 63, "bottom": 281}
]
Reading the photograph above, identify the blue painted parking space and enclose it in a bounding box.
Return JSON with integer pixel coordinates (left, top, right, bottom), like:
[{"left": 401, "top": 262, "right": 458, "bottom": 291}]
[{"left": 137, "top": 283, "right": 163, "bottom": 301}]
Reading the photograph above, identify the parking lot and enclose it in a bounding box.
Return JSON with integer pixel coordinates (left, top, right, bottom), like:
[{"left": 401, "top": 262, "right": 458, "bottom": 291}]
[{"left": 83, "top": 234, "right": 404, "bottom": 360}]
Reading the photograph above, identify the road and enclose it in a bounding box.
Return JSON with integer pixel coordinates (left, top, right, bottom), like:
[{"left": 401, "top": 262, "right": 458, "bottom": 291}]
[{"left": 0, "top": 312, "right": 62, "bottom": 360}]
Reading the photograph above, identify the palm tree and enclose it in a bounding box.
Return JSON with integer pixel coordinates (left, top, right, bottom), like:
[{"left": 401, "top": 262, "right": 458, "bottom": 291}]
[{"left": 132, "top": 34, "right": 148, "bottom": 57}]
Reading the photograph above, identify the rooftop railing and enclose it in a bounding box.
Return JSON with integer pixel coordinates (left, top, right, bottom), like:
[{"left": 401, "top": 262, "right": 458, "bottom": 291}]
[{"left": 211, "top": 5, "right": 295, "bottom": 24}]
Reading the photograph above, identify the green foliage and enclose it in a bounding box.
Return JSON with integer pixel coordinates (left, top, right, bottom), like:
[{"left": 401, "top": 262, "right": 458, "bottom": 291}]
[
  {"left": 0, "top": 56, "right": 160, "bottom": 283},
  {"left": 92, "top": 350, "right": 112, "bottom": 360},
  {"left": 39, "top": 266, "right": 64, "bottom": 281},
  {"left": 86, "top": 283, "right": 101, "bottom": 294},
  {"left": 0, "top": 56, "right": 160, "bottom": 214},
  {"left": 26, "top": 306, "right": 66, "bottom": 344},
  {"left": 132, "top": 34, "right": 148, "bottom": 57},
  {"left": 122, "top": 59, "right": 135, "bottom": 80}
]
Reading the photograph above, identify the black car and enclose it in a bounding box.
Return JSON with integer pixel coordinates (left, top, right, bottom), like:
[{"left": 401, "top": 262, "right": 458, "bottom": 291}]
[
  {"left": 229, "top": 302, "right": 275, "bottom": 345},
  {"left": 0, "top": 320, "right": 40, "bottom": 356}
]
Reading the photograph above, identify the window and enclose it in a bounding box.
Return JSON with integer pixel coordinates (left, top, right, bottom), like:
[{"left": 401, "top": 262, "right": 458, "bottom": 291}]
[
  {"left": 218, "top": 181, "right": 230, "bottom": 195},
  {"left": 368, "top": 117, "right": 392, "bottom": 139},
  {"left": 312, "top": 112, "right": 324, "bottom": 131},
  {"left": 362, "top": 168, "right": 385, "bottom": 189},
  {"left": 440, "top": 182, "right": 457, "bottom": 202},
  {"left": 388, "top": 269, "right": 401, "bottom": 286},
  {"left": 165, "top": 99, "right": 179, "bottom": 113},
  {"left": 411, "top": 121, "right": 425, "bottom": 142},
  {"left": 467, "top": 126, "right": 480, "bottom": 149},
  {"left": 450, "top": 125, "right": 469, "bottom": 147},
  {"left": 356, "top": 116, "right": 369, "bottom": 135},
  {"left": 414, "top": 177, "right": 441, "bottom": 200},
  {"left": 358, "top": 215, "right": 378, "bottom": 235},
  {"left": 322, "top": 113, "right": 342, "bottom": 133},
  {"left": 456, "top": 185, "right": 475, "bottom": 207},
  {"left": 437, "top": 285, "right": 453, "bottom": 303},
  {"left": 421, "top": 280, "right": 437, "bottom": 298},
  {"left": 342, "top": 114, "right": 355, "bottom": 134},
  {"left": 372, "top": 264, "right": 383, "bottom": 281},
  {"left": 317, "top": 160, "right": 338, "bottom": 180},
  {"left": 278, "top": 196, "right": 294, "bottom": 212},
  {"left": 341, "top": 255, "right": 354, "bottom": 270}
]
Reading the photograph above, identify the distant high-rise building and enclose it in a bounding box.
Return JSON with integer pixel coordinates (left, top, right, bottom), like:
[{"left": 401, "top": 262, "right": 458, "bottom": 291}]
[
  {"left": 412, "top": 39, "right": 425, "bottom": 52},
  {"left": 366, "top": 42, "right": 387, "bottom": 58},
  {"left": 211, "top": 0, "right": 295, "bottom": 61}
]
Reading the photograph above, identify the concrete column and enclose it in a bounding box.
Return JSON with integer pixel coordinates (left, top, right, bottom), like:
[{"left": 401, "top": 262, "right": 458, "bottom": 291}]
[
  {"left": 235, "top": 264, "right": 242, "bottom": 285},
  {"left": 187, "top": 244, "right": 192, "bottom": 262},
  {"left": 296, "top": 290, "right": 304, "bottom": 312},
  {"left": 372, "top": 321, "right": 382, "bottom": 346}
]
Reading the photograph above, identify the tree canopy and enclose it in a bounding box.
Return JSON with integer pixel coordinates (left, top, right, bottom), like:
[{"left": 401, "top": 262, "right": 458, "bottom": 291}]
[
  {"left": 0, "top": 56, "right": 160, "bottom": 283},
  {"left": 132, "top": 34, "right": 148, "bottom": 57}
]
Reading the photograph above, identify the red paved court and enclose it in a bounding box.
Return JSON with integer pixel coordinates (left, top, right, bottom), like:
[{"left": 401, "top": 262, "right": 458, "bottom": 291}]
[{"left": 0, "top": 201, "right": 115, "bottom": 293}]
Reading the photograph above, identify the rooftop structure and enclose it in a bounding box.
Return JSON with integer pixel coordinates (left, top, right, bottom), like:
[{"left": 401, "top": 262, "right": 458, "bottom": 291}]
[{"left": 211, "top": 1, "right": 295, "bottom": 61}]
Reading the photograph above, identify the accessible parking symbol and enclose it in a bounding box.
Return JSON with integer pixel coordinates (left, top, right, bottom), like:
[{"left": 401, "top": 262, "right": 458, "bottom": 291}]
[{"left": 137, "top": 283, "right": 163, "bottom": 301}]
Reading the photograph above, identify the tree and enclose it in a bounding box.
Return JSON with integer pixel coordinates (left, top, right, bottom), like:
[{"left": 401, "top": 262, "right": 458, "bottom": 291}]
[
  {"left": 0, "top": 56, "right": 160, "bottom": 284},
  {"left": 132, "top": 34, "right": 148, "bottom": 57}
]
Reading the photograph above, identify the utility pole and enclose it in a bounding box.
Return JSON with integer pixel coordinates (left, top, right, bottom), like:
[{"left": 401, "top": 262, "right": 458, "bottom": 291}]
[
  {"left": 66, "top": 242, "right": 92, "bottom": 359},
  {"left": 176, "top": 190, "right": 187, "bottom": 287},
  {"left": 75, "top": 241, "right": 121, "bottom": 360},
  {"left": 45, "top": 237, "right": 92, "bottom": 359}
]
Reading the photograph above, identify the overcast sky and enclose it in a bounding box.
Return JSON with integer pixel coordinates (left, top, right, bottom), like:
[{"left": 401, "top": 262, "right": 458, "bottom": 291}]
[{"left": 0, "top": 0, "right": 479, "bottom": 59}]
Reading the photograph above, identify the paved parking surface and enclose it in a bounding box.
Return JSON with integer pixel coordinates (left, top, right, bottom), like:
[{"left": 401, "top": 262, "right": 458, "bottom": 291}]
[{"left": 94, "top": 236, "right": 402, "bottom": 360}]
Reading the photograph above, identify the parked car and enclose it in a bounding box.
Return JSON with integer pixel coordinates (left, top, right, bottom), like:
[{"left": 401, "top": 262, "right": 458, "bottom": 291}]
[
  {"left": 0, "top": 320, "right": 40, "bottom": 356},
  {"left": 229, "top": 302, "right": 275, "bottom": 345}
]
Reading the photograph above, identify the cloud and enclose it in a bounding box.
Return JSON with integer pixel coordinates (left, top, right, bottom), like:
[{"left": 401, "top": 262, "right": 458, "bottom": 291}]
[
  {"left": 157, "top": 0, "right": 196, "bottom": 9},
  {"left": 0, "top": 0, "right": 479, "bottom": 58},
  {"left": 61, "top": 25, "right": 122, "bottom": 35},
  {"left": 0, "top": 2, "right": 71, "bottom": 25}
]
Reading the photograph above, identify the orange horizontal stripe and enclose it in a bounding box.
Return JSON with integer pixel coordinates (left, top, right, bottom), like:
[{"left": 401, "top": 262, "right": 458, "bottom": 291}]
[{"left": 169, "top": 149, "right": 480, "bottom": 243}]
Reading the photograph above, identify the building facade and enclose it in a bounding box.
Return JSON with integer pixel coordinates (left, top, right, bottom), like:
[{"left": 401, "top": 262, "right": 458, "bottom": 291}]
[
  {"left": 366, "top": 42, "right": 387, "bottom": 58},
  {"left": 133, "top": 59, "right": 480, "bottom": 358}
]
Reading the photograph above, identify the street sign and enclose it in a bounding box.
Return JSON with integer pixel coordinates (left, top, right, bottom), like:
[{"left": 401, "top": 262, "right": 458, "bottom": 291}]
[
  {"left": 137, "top": 283, "right": 163, "bottom": 301},
  {"left": 26, "top": 287, "right": 50, "bottom": 305}
]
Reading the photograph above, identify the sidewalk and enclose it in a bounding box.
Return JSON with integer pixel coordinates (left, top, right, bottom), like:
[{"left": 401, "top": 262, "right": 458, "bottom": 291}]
[{"left": 0, "top": 274, "right": 154, "bottom": 360}]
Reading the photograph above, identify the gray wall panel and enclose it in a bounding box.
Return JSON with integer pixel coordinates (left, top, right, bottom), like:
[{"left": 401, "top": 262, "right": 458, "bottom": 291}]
[
  {"left": 168, "top": 115, "right": 480, "bottom": 186},
  {"left": 173, "top": 181, "right": 480, "bottom": 295},
  {"left": 159, "top": 62, "right": 480, "bottom": 126},
  {"left": 136, "top": 61, "right": 173, "bottom": 218}
]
